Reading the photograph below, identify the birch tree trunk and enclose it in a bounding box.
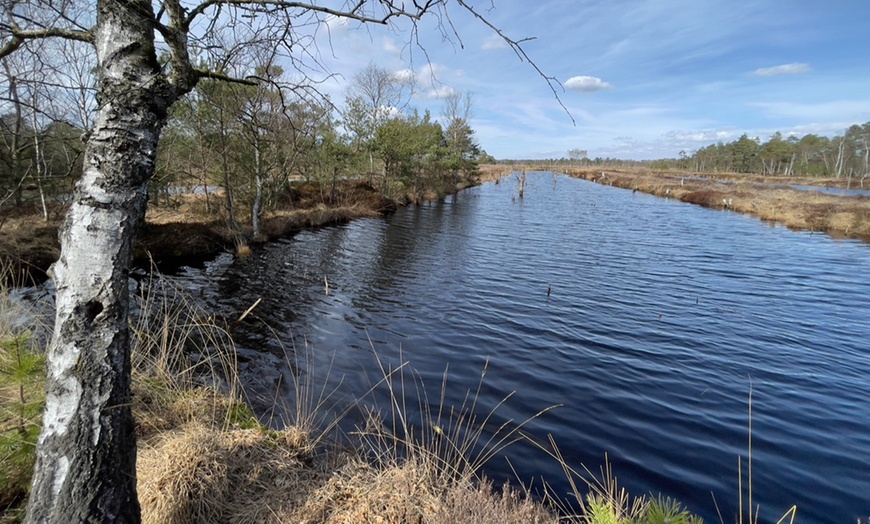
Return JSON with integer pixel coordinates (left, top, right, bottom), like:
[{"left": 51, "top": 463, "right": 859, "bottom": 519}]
[
  {"left": 25, "top": 2, "right": 173, "bottom": 522},
  {"left": 252, "top": 132, "right": 263, "bottom": 239}
]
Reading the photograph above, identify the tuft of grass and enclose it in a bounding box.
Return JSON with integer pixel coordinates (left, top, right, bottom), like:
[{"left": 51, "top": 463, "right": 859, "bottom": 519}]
[
  {"left": 355, "top": 350, "right": 560, "bottom": 488},
  {"left": 287, "top": 349, "right": 559, "bottom": 524},
  {"left": 135, "top": 336, "right": 561, "bottom": 523},
  {"left": 644, "top": 496, "right": 704, "bottom": 524},
  {"left": 539, "top": 446, "right": 648, "bottom": 524},
  {"left": 130, "top": 269, "right": 248, "bottom": 438},
  {"left": 138, "top": 424, "right": 316, "bottom": 524}
]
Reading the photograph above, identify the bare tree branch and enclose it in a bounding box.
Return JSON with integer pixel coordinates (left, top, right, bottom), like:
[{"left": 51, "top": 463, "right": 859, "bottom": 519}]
[
  {"left": 454, "top": 0, "right": 574, "bottom": 125},
  {"left": 0, "top": 27, "right": 93, "bottom": 58},
  {"left": 194, "top": 67, "right": 258, "bottom": 85},
  {"left": 183, "top": 0, "right": 436, "bottom": 30}
]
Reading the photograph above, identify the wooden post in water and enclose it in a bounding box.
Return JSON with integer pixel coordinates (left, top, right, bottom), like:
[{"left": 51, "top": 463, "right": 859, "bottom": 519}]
[{"left": 518, "top": 169, "right": 526, "bottom": 199}]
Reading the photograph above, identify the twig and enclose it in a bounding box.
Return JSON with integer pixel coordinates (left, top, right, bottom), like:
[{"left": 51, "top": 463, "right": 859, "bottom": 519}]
[{"left": 237, "top": 297, "right": 262, "bottom": 322}]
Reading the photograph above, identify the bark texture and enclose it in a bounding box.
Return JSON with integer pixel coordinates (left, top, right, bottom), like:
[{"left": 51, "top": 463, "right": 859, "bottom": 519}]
[{"left": 25, "top": 2, "right": 174, "bottom": 522}]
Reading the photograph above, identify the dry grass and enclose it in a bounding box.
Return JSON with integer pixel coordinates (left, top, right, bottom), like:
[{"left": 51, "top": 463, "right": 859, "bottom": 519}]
[
  {"left": 0, "top": 217, "right": 59, "bottom": 286},
  {"left": 126, "top": 278, "right": 559, "bottom": 524},
  {"left": 138, "top": 425, "right": 318, "bottom": 524},
  {"left": 259, "top": 205, "right": 381, "bottom": 239},
  {"left": 562, "top": 167, "right": 870, "bottom": 242},
  {"left": 133, "top": 345, "right": 561, "bottom": 523},
  {"left": 129, "top": 270, "right": 250, "bottom": 440},
  {"left": 137, "top": 422, "right": 553, "bottom": 524},
  {"left": 477, "top": 165, "right": 514, "bottom": 184},
  {"left": 297, "top": 456, "right": 553, "bottom": 524}
]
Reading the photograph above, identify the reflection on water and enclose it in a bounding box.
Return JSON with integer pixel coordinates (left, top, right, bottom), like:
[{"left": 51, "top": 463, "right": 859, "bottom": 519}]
[{"left": 176, "top": 173, "right": 870, "bottom": 523}]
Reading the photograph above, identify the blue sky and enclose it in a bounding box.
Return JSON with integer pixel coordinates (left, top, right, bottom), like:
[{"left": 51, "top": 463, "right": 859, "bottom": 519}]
[{"left": 309, "top": 0, "right": 870, "bottom": 160}]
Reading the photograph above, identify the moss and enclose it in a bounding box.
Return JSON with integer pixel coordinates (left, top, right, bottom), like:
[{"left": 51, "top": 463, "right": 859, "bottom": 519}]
[{"left": 227, "top": 403, "right": 260, "bottom": 430}]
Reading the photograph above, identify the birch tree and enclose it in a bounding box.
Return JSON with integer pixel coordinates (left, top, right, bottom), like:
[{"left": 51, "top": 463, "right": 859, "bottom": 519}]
[
  {"left": 0, "top": 1, "right": 558, "bottom": 522},
  {"left": 343, "top": 62, "right": 412, "bottom": 182},
  {"left": 441, "top": 90, "right": 478, "bottom": 183}
]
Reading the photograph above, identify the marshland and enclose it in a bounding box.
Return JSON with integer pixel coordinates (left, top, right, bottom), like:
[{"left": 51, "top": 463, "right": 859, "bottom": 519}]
[
  {"left": 2, "top": 7, "right": 870, "bottom": 517},
  {"left": 5, "top": 166, "right": 870, "bottom": 522}
]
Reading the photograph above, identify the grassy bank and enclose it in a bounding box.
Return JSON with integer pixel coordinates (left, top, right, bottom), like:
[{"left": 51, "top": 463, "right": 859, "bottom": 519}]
[
  {"left": 477, "top": 164, "right": 870, "bottom": 243},
  {"left": 0, "top": 265, "right": 720, "bottom": 523},
  {"left": 558, "top": 167, "right": 870, "bottom": 243},
  {"left": 1, "top": 177, "right": 479, "bottom": 286}
]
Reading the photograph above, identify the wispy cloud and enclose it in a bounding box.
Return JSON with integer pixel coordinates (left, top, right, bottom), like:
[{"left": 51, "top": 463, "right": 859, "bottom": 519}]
[
  {"left": 323, "top": 14, "right": 350, "bottom": 32},
  {"left": 382, "top": 37, "right": 401, "bottom": 55},
  {"left": 482, "top": 34, "right": 508, "bottom": 50},
  {"left": 751, "top": 63, "right": 810, "bottom": 77},
  {"left": 748, "top": 99, "right": 870, "bottom": 120},
  {"left": 564, "top": 76, "right": 613, "bottom": 93},
  {"left": 427, "top": 85, "right": 458, "bottom": 99}
]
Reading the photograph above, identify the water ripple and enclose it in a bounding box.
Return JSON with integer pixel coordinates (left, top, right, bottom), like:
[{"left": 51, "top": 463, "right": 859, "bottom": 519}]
[{"left": 182, "top": 173, "right": 870, "bottom": 523}]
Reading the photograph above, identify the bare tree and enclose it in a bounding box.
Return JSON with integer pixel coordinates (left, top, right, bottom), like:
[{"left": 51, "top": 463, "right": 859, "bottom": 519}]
[
  {"left": 0, "top": 1, "right": 559, "bottom": 521},
  {"left": 567, "top": 148, "right": 588, "bottom": 166},
  {"left": 441, "top": 90, "right": 478, "bottom": 183},
  {"left": 1, "top": 20, "right": 93, "bottom": 220},
  {"left": 0, "top": 58, "right": 27, "bottom": 210},
  {"left": 343, "top": 61, "right": 413, "bottom": 180},
  {"left": 441, "top": 89, "right": 473, "bottom": 144}
]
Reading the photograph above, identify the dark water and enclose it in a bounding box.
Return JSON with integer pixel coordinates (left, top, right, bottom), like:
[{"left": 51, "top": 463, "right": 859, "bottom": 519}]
[{"left": 178, "top": 172, "right": 870, "bottom": 522}]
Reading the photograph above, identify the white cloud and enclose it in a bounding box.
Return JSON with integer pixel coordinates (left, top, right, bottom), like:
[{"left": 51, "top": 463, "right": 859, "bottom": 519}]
[
  {"left": 781, "top": 122, "right": 859, "bottom": 136},
  {"left": 323, "top": 15, "right": 350, "bottom": 32},
  {"left": 751, "top": 63, "right": 810, "bottom": 77},
  {"left": 748, "top": 99, "right": 870, "bottom": 121},
  {"left": 421, "top": 62, "right": 447, "bottom": 79},
  {"left": 564, "top": 76, "right": 613, "bottom": 93},
  {"left": 428, "top": 85, "right": 457, "bottom": 99},
  {"left": 382, "top": 37, "right": 400, "bottom": 55},
  {"left": 482, "top": 34, "right": 508, "bottom": 50},
  {"left": 392, "top": 69, "right": 416, "bottom": 84},
  {"left": 664, "top": 129, "right": 735, "bottom": 143}
]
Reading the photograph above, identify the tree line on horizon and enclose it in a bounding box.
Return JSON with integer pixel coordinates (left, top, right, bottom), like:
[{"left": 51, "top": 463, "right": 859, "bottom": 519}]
[
  {"left": 665, "top": 122, "right": 870, "bottom": 178},
  {"left": 503, "top": 122, "right": 870, "bottom": 181}
]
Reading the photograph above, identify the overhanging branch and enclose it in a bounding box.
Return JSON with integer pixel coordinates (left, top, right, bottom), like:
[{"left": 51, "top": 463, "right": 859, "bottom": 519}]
[
  {"left": 455, "top": 0, "right": 574, "bottom": 126},
  {"left": 183, "top": 0, "right": 437, "bottom": 30},
  {"left": 0, "top": 28, "right": 93, "bottom": 59},
  {"left": 195, "top": 68, "right": 259, "bottom": 86}
]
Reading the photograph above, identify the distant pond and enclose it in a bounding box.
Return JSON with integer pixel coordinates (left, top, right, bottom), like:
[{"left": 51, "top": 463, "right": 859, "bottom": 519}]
[{"left": 175, "top": 172, "right": 870, "bottom": 522}]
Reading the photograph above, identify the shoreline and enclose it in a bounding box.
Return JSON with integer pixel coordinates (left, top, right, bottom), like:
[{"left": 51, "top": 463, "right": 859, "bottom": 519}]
[
  {"left": 485, "top": 165, "right": 870, "bottom": 244},
  {"left": 6, "top": 163, "right": 865, "bottom": 285},
  {"left": 0, "top": 178, "right": 483, "bottom": 286}
]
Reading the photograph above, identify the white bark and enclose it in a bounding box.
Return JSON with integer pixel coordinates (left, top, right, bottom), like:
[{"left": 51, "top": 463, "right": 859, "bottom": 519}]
[{"left": 25, "top": 2, "right": 176, "bottom": 522}]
